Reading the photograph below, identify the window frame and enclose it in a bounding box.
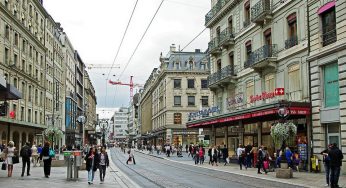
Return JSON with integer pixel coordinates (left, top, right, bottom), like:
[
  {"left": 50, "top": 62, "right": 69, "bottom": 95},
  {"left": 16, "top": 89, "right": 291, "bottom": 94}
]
[
  {"left": 188, "top": 96, "right": 195, "bottom": 106},
  {"left": 174, "top": 96, "right": 181, "bottom": 106},
  {"left": 173, "top": 79, "right": 181, "bottom": 89},
  {"left": 174, "top": 113, "right": 182, "bottom": 124},
  {"left": 187, "top": 79, "right": 195, "bottom": 89},
  {"left": 201, "top": 79, "right": 208, "bottom": 89}
]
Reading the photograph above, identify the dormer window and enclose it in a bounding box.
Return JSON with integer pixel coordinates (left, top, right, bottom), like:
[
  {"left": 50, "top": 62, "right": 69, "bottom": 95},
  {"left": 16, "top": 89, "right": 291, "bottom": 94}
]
[{"left": 189, "top": 61, "right": 193, "bottom": 70}]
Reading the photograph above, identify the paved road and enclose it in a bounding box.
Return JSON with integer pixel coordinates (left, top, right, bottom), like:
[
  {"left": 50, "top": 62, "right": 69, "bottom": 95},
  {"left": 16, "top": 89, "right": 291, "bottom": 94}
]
[{"left": 110, "top": 148, "right": 306, "bottom": 188}]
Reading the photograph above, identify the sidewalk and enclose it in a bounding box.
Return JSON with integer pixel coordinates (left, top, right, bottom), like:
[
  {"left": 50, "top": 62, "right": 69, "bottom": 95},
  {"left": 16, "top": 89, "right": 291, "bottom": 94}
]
[
  {"left": 136, "top": 149, "right": 346, "bottom": 188},
  {"left": 0, "top": 154, "right": 130, "bottom": 188}
]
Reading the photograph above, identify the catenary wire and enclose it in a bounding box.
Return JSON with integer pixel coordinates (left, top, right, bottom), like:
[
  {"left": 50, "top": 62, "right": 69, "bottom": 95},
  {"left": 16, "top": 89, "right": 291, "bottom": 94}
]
[
  {"left": 104, "top": 0, "right": 139, "bottom": 107},
  {"left": 118, "top": 0, "right": 165, "bottom": 80}
]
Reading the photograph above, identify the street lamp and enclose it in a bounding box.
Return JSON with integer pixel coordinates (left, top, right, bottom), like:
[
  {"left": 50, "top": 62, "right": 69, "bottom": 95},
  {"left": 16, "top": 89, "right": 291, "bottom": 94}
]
[{"left": 99, "top": 120, "right": 109, "bottom": 147}]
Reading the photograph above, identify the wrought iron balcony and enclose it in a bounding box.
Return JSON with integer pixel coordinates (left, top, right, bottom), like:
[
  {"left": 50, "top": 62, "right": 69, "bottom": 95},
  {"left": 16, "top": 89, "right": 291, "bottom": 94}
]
[
  {"left": 207, "top": 65, "right": 237, "bottom": 89},
  {"left": 208, "top": 37, "right": 221, "bottom": 55},
  {"left": 204, "top": 0, "right": 234, "bottom": 26},
  {"left": 251, "top": 0, "right": 272, "bottom": 24},
  {"left": 219, "top": 28, "right": 235, "bottom": 47},
  {"left": 285, "top": 36, "right": 298, "bottom": 49},
  {"left": 322, "top": 29, "right": 337, "bottom": 47},
  {"left": 244, "top": 44, "right": 278, "bottom": 70}
]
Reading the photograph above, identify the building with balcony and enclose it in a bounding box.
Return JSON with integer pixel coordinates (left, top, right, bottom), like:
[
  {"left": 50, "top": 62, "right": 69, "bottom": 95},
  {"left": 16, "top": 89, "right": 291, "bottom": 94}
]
[
  {"left": 140, "top": 45, "right": 212, "bottom": 147},
  {"left": 307, "top": 0, "right": 346, "bottom": 171},
  {"left": 187, "top": 0, "right": 311, "bottom": 159},
  {"left": 84, "top": 72, "right": 97, "bottom": 145},
  {"left": 0, "top": 0, "right": 47, "bottom": 149}
]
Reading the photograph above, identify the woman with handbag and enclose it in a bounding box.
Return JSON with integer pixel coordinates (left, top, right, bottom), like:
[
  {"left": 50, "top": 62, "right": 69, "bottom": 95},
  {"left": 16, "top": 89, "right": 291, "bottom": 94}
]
[
  {"left": 85, "top": 147, "right": 99, "bottom": 184},
  {"left": 4, "top": 141, "right": 17, "bottom": 177},
  {"left": 40, "top": 141, "right": 52, "bottom": 178}
]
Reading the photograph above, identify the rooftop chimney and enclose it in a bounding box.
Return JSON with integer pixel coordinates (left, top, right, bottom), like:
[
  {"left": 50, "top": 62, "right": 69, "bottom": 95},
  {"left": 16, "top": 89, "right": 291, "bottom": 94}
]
[
  {"left": 170, "top": 44, "right": 176, "bottom": 52},
  {"left": 195, "top": 49, "right": 201, "bottom": 53}
]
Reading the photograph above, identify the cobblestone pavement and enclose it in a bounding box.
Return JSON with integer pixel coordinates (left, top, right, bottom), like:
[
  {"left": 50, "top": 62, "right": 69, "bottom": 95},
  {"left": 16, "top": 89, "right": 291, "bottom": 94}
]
[
  {"left": 137, "top": 149, "right": 346, "bottom": 188},
  {"left": 111, "top": 148, "right": 306, "bottom": 188}
]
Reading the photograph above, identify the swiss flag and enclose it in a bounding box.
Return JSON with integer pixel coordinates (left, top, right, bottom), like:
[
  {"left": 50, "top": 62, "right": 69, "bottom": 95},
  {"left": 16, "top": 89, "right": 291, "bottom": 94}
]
[{"left": 275, "top": 88, "right": 285, "bottom": 96}]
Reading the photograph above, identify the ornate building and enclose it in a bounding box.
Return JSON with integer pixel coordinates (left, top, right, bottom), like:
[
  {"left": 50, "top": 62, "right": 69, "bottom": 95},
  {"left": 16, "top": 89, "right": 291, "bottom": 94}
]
[{"left": 187, "top": 0, "right": 311, "bottom": 159}]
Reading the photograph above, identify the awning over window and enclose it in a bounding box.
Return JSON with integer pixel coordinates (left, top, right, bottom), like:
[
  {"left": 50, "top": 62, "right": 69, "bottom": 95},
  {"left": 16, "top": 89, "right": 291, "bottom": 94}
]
[
  {"left": 187, "top": 101, "right": 310, "bottom": 128},
  {"left": 0, "top": 83, "right": 22, "bottom": 101},
  {"left": 318, "top": 1, "right": 335, "bottom": 15}
]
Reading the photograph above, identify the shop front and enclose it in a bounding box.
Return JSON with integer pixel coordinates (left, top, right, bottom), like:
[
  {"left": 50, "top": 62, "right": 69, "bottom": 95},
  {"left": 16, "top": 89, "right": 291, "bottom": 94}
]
[
  {"left": 171, "top": 129, "right": 199, "bottom": 147},
  {"left": 187, "top": 101, "right": 311, "bottom": 162}
]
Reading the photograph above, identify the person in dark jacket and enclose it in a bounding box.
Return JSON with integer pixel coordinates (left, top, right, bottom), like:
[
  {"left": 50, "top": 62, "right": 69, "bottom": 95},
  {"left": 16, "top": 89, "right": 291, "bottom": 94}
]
[
  {"left": 85, "top": 147, "right": 99, "bottom": 185},
  {"left": 321, "top": 144, "right": 332, "bottom": 187},
  {"left": 328, "top": 143, "right": 344, "bottom": 188},
  {"left": 20, "top": 142, "right": 32, "bottom": 177},
  {"left": 40, "top": 142, "right": 52, "bottom": 178},
  {"left": 98, "top": 147, "right": 109, "bottom": 183},
  {"left": 222, "top": 145, "right": 229, "bottom": 166},
  {"left": 257, "top": 146, "right": 267, "bottom": 174}
]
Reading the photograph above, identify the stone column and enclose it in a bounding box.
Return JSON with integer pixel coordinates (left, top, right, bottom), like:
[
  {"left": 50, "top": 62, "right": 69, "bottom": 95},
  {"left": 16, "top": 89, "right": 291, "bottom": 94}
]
[
  {"left": 239, "top": 121, "right": 244, "bottom": 145},
  {"left": 257, "top": 122, "right": 262, "bottom": 147}
]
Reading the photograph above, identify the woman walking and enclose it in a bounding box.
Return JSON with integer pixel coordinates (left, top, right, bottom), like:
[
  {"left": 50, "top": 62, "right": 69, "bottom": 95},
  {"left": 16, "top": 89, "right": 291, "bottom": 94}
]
[
  {"left": 31, "top": 144, "right": 38, "bottom": 167},
  {"left": 98, "top": 147, "right": 109, "bottom": 183},
  {"left": 40, "top": 142, "right": 52, "bottom": 178},
  {"left": 85, "top": 147, "right": 99, "bottom": 184},
  {"left": 4, "top": 141, "right": 16, "bottom": 177},
  {"left": 199, "top": 147, "right": 204, "bottom": 165}
]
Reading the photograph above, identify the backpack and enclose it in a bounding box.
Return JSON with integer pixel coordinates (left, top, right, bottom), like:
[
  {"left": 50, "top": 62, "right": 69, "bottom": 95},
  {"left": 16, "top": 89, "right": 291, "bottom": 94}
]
[{"left": 20, "top": 146, "right": 31, "bottom": 157}]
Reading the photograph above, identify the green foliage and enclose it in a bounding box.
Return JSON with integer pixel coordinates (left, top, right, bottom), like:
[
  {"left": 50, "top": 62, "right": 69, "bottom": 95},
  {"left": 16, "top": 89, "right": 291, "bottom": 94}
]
[{"left": 270, "top": 122, "right": 297, "bottom": 149}]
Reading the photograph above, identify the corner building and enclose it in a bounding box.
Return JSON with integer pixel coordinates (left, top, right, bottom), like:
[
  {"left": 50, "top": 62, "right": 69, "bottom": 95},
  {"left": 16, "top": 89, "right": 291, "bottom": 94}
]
[
  {"left": 144, "top": 45, "right": 212, "bottom": 147},
  {"left": 308, "top": 0, "right": 346, "bottom": 172},
  {"left": 187, "top": 0, "right": 311, "bottom": 160}
]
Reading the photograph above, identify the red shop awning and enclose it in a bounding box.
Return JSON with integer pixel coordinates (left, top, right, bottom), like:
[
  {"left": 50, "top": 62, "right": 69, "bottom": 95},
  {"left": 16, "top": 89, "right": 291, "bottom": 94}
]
[{"left": 187, "top": 106, "right": 310, "bottom": 128}]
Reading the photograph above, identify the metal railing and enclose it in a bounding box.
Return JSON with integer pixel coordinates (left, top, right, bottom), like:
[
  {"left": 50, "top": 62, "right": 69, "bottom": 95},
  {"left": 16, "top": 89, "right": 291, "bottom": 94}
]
[
  {"left": 207, "top": 65, "right": 236, "bottom": 86},
  {"left": 251, "top": 0, "right": 271, "bottom": 22},
  {"left": 244, "top": 44, "right": 278, "bottom": 68},
  {"left": 322, "top": 28, "right": 337, "bottom": 46},
  {"left": 205, "top": 0, "right": 231, "bottom": 25},
  {"left": 219, "top": 28, "right": 235, "bottom": 44},
  {"left": 285, "top": 36, "right": 298, "bottom": 49},
  {"left": 208, "top": 37, "right": 220, "bottom": 51}
]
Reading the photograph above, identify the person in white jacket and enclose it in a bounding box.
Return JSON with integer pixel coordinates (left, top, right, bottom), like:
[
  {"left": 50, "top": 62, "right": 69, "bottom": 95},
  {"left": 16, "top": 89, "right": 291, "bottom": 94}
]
[{"left": 31, "top": 144, "right": 39, "bottom": 167}]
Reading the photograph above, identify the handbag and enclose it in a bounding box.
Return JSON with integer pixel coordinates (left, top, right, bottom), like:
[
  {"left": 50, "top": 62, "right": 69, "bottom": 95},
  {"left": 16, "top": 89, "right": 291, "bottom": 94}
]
[
  {"left": 49, "top": 148, "right": 55, "bottom": 158},
  {"left": 263, "top": 161, "right": 269, "bottom": 169},
  {"left": 1, "top": 162, "right": 6, "bottom": 170},
  {"left": 12, "top": 155, "right": 19, "bottom": 164}
]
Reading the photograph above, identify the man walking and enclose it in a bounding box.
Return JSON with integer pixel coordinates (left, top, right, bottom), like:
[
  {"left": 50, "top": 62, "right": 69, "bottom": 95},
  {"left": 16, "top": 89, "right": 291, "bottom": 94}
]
[
  {"left": 321, "top": 144, "right": 332, "bottom": 187},
  {"left": 222, "top": 145, "right": 229, "bottom": 166},
  {"left": 328, "top": 143, "right": 343, "bottom": 188},
  {"left": 237, "top": 144, "right": 245, "bottom": 170},
  {"left": 20, "top": 142, "right": 32, "bottom": 177}
]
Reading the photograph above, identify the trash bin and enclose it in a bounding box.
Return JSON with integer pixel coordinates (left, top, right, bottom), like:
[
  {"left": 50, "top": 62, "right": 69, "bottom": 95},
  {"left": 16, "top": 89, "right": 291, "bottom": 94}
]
[
  {"left": 73, "top": 151, "right": 83, "bottom": 179},
  {"left": 63, "top": 151, "right": 74, "bottom": 180}
]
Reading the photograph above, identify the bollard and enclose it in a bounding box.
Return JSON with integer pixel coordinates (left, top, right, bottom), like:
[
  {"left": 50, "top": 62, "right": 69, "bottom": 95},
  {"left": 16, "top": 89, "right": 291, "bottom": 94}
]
[
  {"left": 73, "top": 151, "right": 83, "bottom": 180},
  {"left": 64, "top": 151, "right": 73, "bottom": 180}
]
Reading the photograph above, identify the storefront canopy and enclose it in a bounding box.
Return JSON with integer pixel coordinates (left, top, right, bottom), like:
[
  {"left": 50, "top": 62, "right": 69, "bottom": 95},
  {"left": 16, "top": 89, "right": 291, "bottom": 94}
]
[
  {"left": 0, "top": 83, "right": 22, "bottom": 100},
  {"left": 187, "top": 101, "right": 310, "bottom": 128}
]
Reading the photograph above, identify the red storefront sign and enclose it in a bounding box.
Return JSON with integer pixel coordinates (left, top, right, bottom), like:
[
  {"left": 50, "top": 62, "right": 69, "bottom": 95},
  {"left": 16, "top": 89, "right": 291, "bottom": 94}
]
[
  {"left": 250, "top": 88, "right": 285, "bottom": 103},
  {"left": 187, "top": 106, "right": 310, "bottom": 128}
]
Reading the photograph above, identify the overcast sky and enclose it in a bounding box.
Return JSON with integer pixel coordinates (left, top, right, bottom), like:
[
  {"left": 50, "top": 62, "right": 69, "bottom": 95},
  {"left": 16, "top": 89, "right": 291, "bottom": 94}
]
[{"left": 44, "top": 0, "right": 210, "bottom": 109}]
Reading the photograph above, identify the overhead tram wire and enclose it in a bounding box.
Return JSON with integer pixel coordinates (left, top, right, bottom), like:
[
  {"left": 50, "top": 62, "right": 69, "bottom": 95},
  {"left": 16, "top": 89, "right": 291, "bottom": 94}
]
[
  {"left": 118, "top": 0, "right": 165, "bottom": 80},
  {"left": 106, "top": 0, "right": 139, "bottom": 80},
  {"left": 105, "top": 0, "right": 139, "bottom": 107}
]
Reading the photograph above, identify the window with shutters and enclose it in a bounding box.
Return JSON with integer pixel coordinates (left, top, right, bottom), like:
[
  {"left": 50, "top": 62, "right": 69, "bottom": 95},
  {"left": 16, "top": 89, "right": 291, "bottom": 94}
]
[
  {"left": 324, "top": 62, "right": 339, "bottom": 107},
  {"left": 288, "top": 64, "right": 301, "bottom": 101},
  {"left": 246, "top": 81, "right": 254, "bottom": 107}
]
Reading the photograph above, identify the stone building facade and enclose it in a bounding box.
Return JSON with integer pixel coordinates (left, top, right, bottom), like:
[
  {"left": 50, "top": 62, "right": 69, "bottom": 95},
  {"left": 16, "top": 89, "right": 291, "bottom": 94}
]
[
  {"left": 187, "top": 0, "right": 311, "bottom": 159},
  {"left": 0, "top": 0, "right": 96, "bottom": 149},
  {"left": 143, "top": 45, "right": 212, "bottom": 147},
  {"left": 308, "top": 0, "right": 346, "bottom": 171}
]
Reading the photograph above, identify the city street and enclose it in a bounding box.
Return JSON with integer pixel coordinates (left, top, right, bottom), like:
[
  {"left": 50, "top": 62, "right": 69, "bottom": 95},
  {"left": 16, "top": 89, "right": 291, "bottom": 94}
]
[{"left": 110, "top": 148, "right": 305, "bottom": 188}]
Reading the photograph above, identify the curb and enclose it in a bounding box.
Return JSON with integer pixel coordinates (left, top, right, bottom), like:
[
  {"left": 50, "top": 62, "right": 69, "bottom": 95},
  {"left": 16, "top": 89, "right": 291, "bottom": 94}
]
[{"left": 137, "top": 150, "right": 313, "bottom": 188}]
